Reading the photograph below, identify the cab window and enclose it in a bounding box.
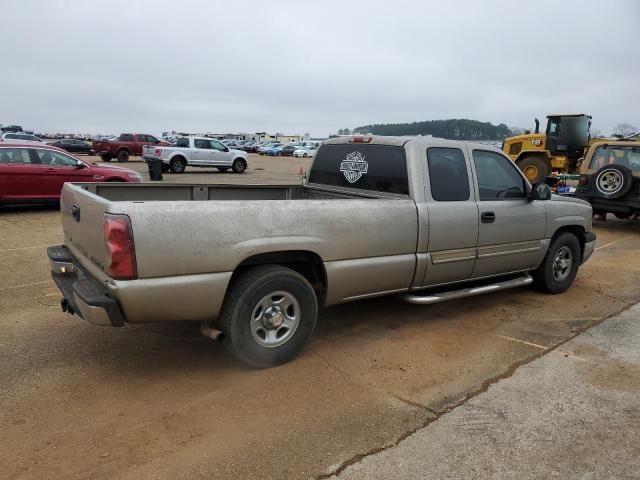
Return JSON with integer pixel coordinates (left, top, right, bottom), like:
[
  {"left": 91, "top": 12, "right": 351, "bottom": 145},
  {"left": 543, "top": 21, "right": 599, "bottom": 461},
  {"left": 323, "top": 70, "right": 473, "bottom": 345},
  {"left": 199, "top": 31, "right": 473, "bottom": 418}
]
[
  {"left": 473, "top": 150, "right": 526, "bottom": 200},
  {"left": 211, "top": 140, "right": 227, "bottom": 151},
  {"left": 426, "top": 148, "right": 470, "bottom": 201},
  {"left": 589, "top": 146, "right": 640, "bottom": 172}
]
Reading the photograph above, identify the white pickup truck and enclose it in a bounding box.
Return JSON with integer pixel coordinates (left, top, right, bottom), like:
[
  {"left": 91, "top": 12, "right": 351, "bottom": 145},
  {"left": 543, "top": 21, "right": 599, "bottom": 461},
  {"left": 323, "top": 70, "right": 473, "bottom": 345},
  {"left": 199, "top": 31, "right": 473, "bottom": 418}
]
[{"left": 142, "top": 137, "right": 248, "bottom": 174}]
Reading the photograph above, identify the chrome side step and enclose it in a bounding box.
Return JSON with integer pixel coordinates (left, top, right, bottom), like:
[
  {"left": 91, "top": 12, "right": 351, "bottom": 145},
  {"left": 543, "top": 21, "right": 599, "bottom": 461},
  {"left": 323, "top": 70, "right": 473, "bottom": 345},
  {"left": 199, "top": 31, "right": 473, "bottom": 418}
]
[{"left": 400, "top": 274, "right": 533, "bottom": 305}]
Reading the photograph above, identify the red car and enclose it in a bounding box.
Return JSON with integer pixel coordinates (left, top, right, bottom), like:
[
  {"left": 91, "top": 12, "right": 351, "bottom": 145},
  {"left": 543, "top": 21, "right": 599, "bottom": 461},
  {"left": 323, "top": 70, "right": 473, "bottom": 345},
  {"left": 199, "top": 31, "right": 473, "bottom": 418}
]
[{"left": 0, "top": 144, "right": 143, "bottom": 205}]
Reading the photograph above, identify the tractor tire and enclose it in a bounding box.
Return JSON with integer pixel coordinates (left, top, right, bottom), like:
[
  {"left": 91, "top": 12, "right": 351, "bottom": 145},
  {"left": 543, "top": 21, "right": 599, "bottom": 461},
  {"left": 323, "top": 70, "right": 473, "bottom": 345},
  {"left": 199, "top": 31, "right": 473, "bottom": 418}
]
[{"left": 517, "top": 156, "right": 550, "bottom": 183}]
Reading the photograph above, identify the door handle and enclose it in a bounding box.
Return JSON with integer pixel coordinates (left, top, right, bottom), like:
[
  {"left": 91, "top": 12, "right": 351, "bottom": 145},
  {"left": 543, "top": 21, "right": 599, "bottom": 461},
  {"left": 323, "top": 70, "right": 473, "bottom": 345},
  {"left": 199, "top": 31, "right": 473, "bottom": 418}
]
[{"left": 481, "top": 211, "right": 496, "bottom": 223}]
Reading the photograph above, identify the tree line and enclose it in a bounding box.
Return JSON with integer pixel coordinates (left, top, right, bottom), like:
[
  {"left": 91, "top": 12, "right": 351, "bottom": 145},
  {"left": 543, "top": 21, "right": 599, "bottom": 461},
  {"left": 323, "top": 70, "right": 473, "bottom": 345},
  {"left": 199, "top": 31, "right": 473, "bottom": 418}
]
[{"left": 341, "top": 119, "right": 513, "bottom": 140}]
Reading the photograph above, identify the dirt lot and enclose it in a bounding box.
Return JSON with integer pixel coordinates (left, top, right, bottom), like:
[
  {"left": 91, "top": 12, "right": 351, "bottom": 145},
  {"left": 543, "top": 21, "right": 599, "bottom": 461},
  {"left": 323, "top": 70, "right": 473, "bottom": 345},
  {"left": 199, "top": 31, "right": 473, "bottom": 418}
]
[{"left": 1, "top": 155, "right": 639, "bottom": 479}]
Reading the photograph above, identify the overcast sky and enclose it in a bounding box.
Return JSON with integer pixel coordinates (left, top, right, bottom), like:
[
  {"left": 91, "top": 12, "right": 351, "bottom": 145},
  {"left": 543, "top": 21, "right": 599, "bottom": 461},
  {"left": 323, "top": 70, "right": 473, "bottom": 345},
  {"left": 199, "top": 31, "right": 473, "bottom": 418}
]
[{"left": 1, "top": 0, "right": 638, "bottom": 137}]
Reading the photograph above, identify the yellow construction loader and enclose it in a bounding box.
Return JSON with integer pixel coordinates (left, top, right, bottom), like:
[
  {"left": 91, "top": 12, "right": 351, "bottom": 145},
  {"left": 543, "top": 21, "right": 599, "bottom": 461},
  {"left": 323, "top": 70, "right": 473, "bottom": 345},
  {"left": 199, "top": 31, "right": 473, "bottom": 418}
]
[{"left": 503, "top": 114, "right": 592, "bottom": 183}]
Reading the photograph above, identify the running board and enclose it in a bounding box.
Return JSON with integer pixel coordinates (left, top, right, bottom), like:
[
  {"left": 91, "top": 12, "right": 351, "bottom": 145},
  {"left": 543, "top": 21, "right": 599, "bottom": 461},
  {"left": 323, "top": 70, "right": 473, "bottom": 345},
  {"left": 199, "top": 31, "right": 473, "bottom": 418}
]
[{"left": 400, "top": 274, "right": 533, "bottom": 305}]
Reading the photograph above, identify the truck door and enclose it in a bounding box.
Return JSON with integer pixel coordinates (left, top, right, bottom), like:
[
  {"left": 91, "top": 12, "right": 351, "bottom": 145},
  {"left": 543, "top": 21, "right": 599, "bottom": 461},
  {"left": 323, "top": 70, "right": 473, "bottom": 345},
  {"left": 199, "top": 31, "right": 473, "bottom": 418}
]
[
  {"left": 421, "top": 147, "right": 479, "bottom": 286},
  {"left": 468, "top": 148, "right": 547, "bottom": 278},
  {"left": 210, "top": 139, "right": 232, "bottom": 165},
  {"left": 191, "top": 138, "right": 215, "bottom": 165}
]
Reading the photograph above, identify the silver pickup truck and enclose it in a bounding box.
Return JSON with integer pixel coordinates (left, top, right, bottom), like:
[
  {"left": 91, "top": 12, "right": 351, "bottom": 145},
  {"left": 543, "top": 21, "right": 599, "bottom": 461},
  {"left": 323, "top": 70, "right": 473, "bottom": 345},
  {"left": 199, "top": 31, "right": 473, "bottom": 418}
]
[
  {"left": 142, "top": 136, "right": 248, "bottom": 174},
  {"left": 48, "top": 136, "right": 595, "bottom": 367}
]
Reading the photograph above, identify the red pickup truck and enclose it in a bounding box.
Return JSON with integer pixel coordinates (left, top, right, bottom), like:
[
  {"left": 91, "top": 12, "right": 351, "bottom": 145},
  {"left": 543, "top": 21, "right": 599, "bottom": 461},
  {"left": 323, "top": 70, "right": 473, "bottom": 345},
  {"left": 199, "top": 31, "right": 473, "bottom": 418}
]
[{"left": 93, "top": 133, "right": 169, "bottom": 162}]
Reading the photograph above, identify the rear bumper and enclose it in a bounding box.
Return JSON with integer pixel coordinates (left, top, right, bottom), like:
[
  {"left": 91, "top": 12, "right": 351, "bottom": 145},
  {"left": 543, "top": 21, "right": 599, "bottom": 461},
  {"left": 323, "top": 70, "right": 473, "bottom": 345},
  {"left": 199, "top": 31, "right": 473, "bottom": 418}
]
[{"left": 48, "top": 245, "right": 125, "bottom": 327}]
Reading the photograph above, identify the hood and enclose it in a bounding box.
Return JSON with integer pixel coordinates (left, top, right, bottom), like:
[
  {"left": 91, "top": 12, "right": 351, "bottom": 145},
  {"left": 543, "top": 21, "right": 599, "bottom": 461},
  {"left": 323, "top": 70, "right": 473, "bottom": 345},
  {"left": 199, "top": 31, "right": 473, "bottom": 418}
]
[
  {"left": 550, "top": 194, "right": 590, "bottom": 206},
  {"left": 89, "top": 163, "right": 139, "bottom": 175}
]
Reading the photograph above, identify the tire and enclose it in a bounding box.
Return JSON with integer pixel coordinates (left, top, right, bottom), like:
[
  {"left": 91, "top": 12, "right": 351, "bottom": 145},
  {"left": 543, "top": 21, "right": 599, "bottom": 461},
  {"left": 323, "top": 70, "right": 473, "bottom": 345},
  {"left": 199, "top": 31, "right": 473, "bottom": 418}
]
[
  {"left": 117, "top": 150, "right": 130, "bottom": 162},
  {"left": 100, "top": 153, "right": 112, "bottom": 162},
  {"left": 517, "top": 156, "right": 550, "bottom": 183},
  {"left": 303, "top": 153, "right": 307, "bottom": 158},
  {"left": 614, "top": 212, "right": 630, "bottom": 219},
  {"left": 169, "top": 156, "right": 187, "bottom": 173},
  {"left": 532, "top": 232, "right": 581, "bottom": 294},
  {"left": 218, "top": 167, "right": 229, "bottom": 172},
  {"left": 593, "top": 165, "right": 633, "bottom": 199},
  {"left": 218, "top": 265, "right": 318, "bottom": 368},
  {"left": 232, "top": 159, "right": 246, "bottom": 173}
]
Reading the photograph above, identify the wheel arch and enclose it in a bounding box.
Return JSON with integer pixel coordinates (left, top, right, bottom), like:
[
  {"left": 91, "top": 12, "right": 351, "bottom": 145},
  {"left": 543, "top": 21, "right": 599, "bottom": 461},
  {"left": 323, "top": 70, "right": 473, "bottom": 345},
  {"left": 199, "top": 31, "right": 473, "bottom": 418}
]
[
  {"left": 231, "top": 250, "right": 327, "bottom": 304},
  {"left": 550, "top": 225, "right": 586, "bottom": 257}
]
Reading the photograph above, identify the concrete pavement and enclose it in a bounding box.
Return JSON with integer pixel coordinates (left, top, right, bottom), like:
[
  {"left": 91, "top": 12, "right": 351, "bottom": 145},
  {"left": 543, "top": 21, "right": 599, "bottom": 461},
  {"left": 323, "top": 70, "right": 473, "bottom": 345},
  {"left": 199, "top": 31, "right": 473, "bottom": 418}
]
[{"left": 332, "top": 303, "right": 640, "bottom": 480}]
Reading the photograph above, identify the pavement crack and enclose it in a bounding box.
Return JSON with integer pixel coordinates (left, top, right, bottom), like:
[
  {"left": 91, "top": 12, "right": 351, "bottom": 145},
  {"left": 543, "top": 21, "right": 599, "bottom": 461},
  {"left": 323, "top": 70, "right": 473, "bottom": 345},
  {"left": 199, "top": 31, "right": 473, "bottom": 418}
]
[{"left": 389, "top": 394, "right": 438, "bottom": 415}]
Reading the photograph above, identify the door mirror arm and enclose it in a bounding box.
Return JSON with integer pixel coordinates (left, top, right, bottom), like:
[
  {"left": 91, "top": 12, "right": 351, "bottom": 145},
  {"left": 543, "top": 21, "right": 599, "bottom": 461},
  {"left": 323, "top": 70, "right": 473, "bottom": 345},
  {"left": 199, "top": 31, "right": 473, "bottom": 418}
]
[{"left": 75, "top": 160, "right": 87, "bottom": 169}]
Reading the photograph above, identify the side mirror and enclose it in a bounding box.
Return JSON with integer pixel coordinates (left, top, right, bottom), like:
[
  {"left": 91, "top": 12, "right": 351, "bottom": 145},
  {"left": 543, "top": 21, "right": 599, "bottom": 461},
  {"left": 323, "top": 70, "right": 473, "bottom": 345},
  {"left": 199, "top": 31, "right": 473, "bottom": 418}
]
[
  {"left": 76, "top": 160, "right": 86, "bottom": 169},
  {"left": 224, "top": 147, "right": 229, "bottom": 152},
  {"left": 530, "top": 182, "right": 551, "bottom": 201}
]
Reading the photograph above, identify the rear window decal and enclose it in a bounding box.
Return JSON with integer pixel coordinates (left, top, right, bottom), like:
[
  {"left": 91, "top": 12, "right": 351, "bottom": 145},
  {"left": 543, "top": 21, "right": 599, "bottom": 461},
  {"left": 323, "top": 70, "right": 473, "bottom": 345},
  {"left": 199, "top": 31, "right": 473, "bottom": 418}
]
[{"left": 340, "top": 151, "right": 368, "bottom": 183}]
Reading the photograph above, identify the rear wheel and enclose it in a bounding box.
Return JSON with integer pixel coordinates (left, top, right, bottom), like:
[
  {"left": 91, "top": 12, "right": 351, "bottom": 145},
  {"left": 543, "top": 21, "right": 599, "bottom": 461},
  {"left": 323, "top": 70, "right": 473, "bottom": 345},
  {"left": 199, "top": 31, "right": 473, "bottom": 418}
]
[
  {"left": 117, "top": 150, "right": 130, "bottom": 162},
  {"left": 232, "top": 159, "right": 246, "bottom": 173},
  {"left": 217, "top": 265, "right": 318, "bottom": 368},
  {"left": 303, "top": 153, "right": 308, "bottom": 158},
  {"left": 517, "top": 156, "right": 550, "bottom": 183},
  {"left": 532, "top": 232, "right": 581, "bottom": 294},
  {"left": 169, "top": 157, "right": 187, "bottom": 173}
]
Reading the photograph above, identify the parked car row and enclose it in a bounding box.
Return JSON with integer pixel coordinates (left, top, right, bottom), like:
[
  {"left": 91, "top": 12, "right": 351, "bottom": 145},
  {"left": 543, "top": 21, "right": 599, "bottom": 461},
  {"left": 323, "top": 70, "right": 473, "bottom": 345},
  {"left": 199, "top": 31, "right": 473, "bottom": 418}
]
[{"left": 218, "top": 139, "right": 322, "bottom": 157}]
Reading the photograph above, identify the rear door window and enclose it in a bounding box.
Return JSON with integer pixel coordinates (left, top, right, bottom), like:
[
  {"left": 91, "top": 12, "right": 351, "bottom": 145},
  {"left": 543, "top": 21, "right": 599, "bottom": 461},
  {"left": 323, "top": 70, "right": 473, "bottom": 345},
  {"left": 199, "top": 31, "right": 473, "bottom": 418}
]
[
  {"left": 120, "top": 134, "right": 134, "bottom": 141},
  {"left": 426, "top": 148, "right": 470, "bottom": 201},
  {"left": 194, "top": 139, "right": 212, "bottom": 149},
  {"left": 308, "top": 144, "right": 409, "bottom": 195},
  {"left": 0, "top": 148, "right": 32, "bottom": 164}
]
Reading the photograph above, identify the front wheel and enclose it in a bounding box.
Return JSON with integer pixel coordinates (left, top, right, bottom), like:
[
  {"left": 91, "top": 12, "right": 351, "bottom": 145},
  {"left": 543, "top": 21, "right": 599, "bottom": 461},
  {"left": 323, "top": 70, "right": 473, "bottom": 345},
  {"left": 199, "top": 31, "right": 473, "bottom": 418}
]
[
  {"left": 532, "top": 232, "right": 581, "bottom": 294},
  {"left": 217, "top": 265, "right": 318, "bottom": 368},
  {"left": 100, "top": 153, "right": 112, "bottom": 162},
  {"left": 232, "top": 159, "right": 246, "bottom": 173}
]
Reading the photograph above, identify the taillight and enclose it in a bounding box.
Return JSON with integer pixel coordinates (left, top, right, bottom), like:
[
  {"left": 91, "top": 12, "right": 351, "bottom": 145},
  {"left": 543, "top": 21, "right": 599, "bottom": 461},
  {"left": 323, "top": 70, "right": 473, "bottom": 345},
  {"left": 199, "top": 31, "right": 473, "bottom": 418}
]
[
  {"left": 155, "top": 148, "right": 162, "bottom": 156},
  {"left": 578, "top": 176, "right": 589, "bottom": 186},
  {"left": 103, "top": 214, "right": 137, "bottom": 280},
  {"left": 349, "top": 136, "right": 373, "bottom": 143}
]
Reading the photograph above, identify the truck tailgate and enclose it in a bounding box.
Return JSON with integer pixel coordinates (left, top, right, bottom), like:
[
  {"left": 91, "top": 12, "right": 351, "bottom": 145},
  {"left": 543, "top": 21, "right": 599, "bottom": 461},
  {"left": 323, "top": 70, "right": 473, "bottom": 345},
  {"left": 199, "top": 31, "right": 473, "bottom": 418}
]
[{"left": 60, "top": 184, "right": 111, "bottom": 279}]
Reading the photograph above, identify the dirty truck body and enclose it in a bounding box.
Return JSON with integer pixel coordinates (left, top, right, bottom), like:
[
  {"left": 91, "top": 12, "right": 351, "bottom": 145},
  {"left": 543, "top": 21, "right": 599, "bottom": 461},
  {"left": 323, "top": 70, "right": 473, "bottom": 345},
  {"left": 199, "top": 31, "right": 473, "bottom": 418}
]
[{"left": 49, "top": 136, "right": 595, "bottom": 367}]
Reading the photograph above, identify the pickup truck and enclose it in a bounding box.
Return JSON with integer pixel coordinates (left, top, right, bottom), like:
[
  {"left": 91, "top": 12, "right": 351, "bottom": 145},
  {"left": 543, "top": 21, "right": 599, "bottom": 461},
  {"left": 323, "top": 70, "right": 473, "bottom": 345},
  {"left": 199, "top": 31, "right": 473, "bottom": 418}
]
[
  {"left": 48, "top": 135, "right": 596, "bottom": 368},
  {"left": 142, "top": 136, "right": 248, "bottom": 174},
  {"left": 93, "top": 133, "right": 169, "bottom": 163}
]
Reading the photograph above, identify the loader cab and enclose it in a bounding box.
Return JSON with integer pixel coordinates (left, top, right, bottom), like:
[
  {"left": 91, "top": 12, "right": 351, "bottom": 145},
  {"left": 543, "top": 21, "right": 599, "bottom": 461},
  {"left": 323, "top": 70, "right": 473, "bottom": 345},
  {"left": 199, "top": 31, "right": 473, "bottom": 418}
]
[{"left": 545, "top": 114, "right": 591, "bottom": 159}]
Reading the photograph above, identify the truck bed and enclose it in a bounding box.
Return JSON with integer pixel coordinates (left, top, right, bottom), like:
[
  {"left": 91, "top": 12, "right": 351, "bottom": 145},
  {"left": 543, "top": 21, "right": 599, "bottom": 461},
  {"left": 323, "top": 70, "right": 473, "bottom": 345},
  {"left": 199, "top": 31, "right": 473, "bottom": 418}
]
[{"left": 76, "top": 182, "right": 396, "bottom": 201}]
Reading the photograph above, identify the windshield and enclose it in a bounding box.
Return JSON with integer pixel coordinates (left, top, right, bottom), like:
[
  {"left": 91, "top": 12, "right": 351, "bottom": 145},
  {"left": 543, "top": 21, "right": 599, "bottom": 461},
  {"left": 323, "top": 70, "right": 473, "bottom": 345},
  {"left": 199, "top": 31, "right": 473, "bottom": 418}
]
[{"left": 589, "top": 146, "right": 640, "bottom": 172}]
